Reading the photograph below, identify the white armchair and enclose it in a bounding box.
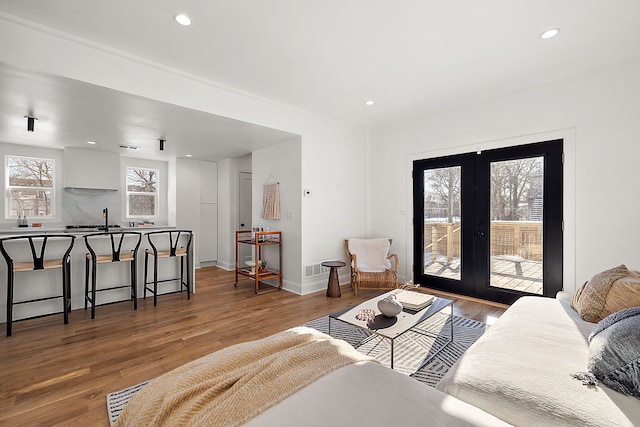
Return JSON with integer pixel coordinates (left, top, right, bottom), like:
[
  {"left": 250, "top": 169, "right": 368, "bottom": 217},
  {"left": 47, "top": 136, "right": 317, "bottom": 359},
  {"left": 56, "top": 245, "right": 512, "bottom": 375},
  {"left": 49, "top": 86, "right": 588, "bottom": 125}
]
[{"left": 345, "top": 238, "right": 399, "bottom": 296}]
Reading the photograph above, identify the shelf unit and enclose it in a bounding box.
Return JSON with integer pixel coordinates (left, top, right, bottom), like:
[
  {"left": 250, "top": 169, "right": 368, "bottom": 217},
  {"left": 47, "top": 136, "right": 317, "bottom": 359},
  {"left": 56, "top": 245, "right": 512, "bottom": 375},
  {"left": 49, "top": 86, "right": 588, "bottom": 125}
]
[{"left": 234, "top": 230, "right": 282, "bottom": 294}]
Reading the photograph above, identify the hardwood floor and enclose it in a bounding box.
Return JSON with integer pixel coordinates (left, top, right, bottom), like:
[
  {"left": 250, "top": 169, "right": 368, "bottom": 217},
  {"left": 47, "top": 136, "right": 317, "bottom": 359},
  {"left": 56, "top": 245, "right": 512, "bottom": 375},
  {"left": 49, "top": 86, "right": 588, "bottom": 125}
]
[{"left": 0, "top": 267, "right": 507, "bottom": 426}]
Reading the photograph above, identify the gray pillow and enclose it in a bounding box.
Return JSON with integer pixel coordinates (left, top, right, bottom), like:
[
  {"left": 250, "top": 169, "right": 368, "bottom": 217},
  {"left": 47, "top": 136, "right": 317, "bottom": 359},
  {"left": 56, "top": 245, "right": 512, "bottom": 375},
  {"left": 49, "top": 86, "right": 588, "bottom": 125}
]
[{"left": 588, "top": 306, "right": 640, "bottom": 399}]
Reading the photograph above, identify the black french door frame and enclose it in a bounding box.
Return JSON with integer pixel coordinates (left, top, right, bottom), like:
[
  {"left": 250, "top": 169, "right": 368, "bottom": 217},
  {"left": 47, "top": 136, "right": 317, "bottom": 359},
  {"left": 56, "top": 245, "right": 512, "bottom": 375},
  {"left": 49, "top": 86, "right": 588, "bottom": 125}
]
[{"left": 413, "top": 140, "right": 563, "bottom": 305}]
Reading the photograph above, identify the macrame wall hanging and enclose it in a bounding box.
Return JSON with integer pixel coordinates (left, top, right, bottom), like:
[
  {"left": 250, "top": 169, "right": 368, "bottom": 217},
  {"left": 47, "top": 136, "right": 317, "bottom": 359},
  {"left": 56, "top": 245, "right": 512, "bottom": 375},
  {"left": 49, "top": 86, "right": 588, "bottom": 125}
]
[{"left": 261, "top": 177, "right": 281, "bottom": 220}]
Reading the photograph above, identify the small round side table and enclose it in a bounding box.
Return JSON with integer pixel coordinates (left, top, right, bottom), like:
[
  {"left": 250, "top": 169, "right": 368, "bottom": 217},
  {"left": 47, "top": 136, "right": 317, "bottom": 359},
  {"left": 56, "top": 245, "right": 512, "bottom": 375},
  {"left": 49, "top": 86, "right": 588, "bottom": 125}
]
[{"left": 322, "top": 260, "right": 346, "bottom": 298}]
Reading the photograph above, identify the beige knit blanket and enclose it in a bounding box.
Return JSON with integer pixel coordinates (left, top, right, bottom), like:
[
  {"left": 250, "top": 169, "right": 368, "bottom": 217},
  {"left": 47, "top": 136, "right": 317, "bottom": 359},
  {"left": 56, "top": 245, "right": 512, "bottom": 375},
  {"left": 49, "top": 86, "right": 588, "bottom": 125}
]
[{"left": 113, "top": 327, "right": 374, "bottom": 427}]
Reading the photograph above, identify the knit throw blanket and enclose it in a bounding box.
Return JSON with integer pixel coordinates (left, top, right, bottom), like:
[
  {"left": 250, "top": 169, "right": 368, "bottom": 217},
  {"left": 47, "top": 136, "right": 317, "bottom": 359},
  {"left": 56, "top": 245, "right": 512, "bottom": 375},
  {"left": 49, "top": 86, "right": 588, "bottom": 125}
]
[{"left": 113, "top": 327, "right": 374, "bottom": 427}]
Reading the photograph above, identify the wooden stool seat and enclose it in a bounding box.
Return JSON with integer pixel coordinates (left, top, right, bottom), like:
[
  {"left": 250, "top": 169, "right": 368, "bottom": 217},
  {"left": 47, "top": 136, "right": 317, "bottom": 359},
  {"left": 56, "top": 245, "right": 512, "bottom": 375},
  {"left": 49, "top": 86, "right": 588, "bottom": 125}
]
[
  {"left": 145, "top": 248, "right": 188, "bottom": 258},
  {"left": 87, "top": 253, "right": 136, "bottom": 264},
  {"left": 12, "top": 259, "right": 65, "bottom": 272}
]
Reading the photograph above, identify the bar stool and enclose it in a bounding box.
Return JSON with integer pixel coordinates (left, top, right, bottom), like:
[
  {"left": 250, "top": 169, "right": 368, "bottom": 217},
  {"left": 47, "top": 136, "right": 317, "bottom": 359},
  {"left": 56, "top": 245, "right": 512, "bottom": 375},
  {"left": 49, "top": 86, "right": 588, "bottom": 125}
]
[
  {"left": 84, "top": 231, "right": 142, "bottom": 319},
  {"left": 0, "top": 234, "right": 75, "bottom": 337},
  {"left": 143, "top": 230, "right": 193, "bottom": 306}
]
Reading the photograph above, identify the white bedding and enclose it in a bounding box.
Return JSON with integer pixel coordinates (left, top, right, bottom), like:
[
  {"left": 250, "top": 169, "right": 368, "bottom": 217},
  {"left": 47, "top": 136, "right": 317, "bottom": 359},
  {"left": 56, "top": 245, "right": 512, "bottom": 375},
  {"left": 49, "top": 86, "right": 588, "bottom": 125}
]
[
  {"left": 246, "top": 361, "right": 510, "bottom": 427},
  {"left": 436, "top": 296, "right": 640, "bottom": 426}
]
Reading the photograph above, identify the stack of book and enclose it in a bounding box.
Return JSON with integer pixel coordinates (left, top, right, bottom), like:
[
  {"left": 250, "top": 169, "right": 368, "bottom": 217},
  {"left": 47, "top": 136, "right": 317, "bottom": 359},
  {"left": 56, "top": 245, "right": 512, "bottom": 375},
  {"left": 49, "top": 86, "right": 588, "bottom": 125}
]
[{"left": 395, "top": 290, "right": 435, "bottom": 311}]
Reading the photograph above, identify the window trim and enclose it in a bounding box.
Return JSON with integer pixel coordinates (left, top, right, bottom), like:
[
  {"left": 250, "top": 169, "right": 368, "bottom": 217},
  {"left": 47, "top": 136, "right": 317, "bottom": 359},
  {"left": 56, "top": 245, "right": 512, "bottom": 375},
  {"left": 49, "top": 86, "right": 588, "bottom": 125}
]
[
  {"left": 126, "top": 166, "right": 159, "bottom": 219},
  {"left": 5, "top": 155, "right": 55, "bottom": 219}
]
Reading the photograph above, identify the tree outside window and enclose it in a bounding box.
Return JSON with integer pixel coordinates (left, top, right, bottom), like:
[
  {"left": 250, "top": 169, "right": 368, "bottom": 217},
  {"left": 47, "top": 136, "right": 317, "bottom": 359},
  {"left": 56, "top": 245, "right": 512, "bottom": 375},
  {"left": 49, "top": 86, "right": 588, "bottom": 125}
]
[
  {"left": 6, "top": 156, "right": 54, "bottom": 218},
  {"left": 127, "top": 167, "right": 158, "bottom": 217}
]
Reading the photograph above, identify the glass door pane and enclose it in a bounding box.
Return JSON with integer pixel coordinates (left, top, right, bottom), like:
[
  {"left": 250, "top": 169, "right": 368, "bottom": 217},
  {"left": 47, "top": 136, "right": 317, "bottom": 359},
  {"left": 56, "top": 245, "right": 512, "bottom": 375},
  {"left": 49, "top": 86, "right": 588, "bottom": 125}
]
[
  {"left": 489, "top": 157, "right": 544, "bottom": 294},
  {"left": 422, "top": 166, "right": 462, "bottom": 281}
]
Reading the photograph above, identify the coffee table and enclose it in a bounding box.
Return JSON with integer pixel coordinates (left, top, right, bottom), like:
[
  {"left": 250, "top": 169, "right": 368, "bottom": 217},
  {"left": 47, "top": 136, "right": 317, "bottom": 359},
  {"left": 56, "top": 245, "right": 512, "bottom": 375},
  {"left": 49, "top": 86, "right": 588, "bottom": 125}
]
[{"left": 328, "top": 290, "right": 453, "bottom": 371}]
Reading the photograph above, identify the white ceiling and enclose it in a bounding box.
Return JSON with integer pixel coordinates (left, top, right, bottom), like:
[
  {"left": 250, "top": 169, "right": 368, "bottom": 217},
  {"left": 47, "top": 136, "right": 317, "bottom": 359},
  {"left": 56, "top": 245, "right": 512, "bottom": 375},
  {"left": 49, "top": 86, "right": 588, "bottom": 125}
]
[
  {"left": 0, "top": 63, "right": 296, "bottom": 161},
  {"left": 1, "top": 0, "right": 640, "bottom": 159}
]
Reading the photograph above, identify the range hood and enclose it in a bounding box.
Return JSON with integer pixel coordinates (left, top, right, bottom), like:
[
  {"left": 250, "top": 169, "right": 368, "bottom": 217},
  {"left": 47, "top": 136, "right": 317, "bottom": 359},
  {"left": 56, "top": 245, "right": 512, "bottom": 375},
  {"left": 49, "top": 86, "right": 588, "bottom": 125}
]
[{"left": 63, "top": 147, "right": 120, "bottom": 190}]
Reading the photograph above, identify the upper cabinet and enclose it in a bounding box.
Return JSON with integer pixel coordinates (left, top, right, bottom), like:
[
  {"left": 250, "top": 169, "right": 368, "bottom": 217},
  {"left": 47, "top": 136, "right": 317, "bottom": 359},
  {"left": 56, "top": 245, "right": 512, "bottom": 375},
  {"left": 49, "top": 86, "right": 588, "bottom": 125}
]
[
  {"left": 63, "top": 148, "right": 120, "bottom": 190},
  {"left": 199, "top": 161, "right": 218, "bottom": 203}
]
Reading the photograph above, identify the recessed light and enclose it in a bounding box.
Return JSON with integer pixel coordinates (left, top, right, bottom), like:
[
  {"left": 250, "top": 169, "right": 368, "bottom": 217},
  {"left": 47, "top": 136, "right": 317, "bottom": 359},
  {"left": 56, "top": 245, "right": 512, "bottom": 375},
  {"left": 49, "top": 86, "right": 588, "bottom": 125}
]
[
  {"left": 364, "top": 100, "right": 375, "bottom": 106},
  {"left": 540, "top": 28, "right": 559, "bottom": 39},
  {"left": 175, "top": 14, "right": 192, "bottom": 26},
  {"left": 87, "top": 141, "right": 97, "bottom": 145},
  {"left": 185, "top": 154, "right": 193, "bottom": 158}
]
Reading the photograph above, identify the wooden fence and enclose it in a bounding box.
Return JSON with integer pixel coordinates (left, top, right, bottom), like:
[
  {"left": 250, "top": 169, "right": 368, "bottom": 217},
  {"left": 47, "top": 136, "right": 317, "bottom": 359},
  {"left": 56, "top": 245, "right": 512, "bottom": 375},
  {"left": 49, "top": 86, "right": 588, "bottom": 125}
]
[{"left": 424, "top": 221, "right": 543, "bottom": 262}]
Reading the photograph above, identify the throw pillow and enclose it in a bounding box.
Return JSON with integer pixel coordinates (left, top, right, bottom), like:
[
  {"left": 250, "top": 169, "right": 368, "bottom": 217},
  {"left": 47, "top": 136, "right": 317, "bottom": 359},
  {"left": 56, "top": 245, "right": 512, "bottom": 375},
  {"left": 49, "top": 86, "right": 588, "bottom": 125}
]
[
  {"left": 588, "top": 307, "right": 640, "bottom": 399},
  {"left": 602, "top": 271, "right": 640, "bottom": 316},
  {"left": 571, "top": 264, "right": 632, "bottom": 322}
]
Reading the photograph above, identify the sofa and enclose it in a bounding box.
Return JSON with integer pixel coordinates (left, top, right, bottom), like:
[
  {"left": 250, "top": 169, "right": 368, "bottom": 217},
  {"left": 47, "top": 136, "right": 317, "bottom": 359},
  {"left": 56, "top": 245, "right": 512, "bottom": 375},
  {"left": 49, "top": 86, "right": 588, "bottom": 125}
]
[{"left": 436, "top": 293, "right": 640, "bottom": 426}]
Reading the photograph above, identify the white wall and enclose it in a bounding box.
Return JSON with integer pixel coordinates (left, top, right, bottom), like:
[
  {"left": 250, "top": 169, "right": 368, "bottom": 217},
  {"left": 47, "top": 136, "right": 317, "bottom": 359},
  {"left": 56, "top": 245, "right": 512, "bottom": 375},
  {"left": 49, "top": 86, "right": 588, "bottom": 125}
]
[
  {"left": 252, "top": 137, "right": 302, "bottom": 292},
  {"left": 370, "top": 58, "right": 640, "bottom": 293},
  {"left": 0, "top": 17, "right": 368, "bottom": 294}
]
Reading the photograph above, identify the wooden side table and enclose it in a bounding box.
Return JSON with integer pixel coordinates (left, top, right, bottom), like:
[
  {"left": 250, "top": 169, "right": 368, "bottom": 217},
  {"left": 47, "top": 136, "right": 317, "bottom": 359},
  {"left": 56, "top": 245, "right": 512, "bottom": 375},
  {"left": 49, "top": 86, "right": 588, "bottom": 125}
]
[{"left": 322, "top": 261, "right": 346, "bottom": 298}]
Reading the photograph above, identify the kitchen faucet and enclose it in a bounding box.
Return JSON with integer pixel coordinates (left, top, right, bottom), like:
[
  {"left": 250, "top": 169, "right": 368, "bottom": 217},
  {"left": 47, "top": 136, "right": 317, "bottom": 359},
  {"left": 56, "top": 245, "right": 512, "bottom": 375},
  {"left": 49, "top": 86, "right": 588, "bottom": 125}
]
[{"left": 102, "top": 208, "right": 109, "bottom": 232}]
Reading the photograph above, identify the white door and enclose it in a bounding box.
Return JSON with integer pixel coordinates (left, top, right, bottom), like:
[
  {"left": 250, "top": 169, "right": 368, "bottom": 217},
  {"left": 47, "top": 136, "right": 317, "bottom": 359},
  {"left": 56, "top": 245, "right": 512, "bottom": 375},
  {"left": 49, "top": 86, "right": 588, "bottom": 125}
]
[{"left": 238, "top": 172, "right": 252, "bottom": 263}]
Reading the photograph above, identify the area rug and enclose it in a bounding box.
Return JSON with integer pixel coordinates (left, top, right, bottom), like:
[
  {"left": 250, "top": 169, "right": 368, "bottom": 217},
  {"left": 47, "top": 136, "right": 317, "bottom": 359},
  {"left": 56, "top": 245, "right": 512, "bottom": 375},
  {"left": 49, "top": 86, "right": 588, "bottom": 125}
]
[
  {"left": 304, "top": 312, "right": 485, "bottom": 386},
  {"left": 106, "top": 313, "right": 485, "bottom": 425}
]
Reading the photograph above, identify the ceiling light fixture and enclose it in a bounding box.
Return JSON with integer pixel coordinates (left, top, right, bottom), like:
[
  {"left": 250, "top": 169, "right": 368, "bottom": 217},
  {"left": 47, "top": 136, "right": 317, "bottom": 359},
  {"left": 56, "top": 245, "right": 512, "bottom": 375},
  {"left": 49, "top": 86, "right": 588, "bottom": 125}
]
[
  {"left": 185, "top": 154, "right": 193, "bottom": 158},
  {"left": 540, "top": 28, "right": 560, "bottom": 39},
  {"left": 174, "top": 14, "right": 192, "bottom": 26},
  {"left": 364, "top": 100, "right": 375, "bottom": 106},
  {"left": 24, "top": 116, "right": 37, "bottom": 132},
  {"left": 159, "top": 139, "right": 165, "bottom": 151},
  {"left": 87, "top": 141, "right": 97, "bottom": 145},
  {"left": 119, "top": 144, "right": 139, "bottom": 150}
]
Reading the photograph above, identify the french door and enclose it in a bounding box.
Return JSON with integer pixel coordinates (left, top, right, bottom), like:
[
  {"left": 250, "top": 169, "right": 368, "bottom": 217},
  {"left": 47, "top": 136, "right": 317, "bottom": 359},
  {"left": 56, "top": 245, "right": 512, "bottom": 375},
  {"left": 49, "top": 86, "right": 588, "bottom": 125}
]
[{"left": 412, "top": 140, "right": 563, "bottom": 304}]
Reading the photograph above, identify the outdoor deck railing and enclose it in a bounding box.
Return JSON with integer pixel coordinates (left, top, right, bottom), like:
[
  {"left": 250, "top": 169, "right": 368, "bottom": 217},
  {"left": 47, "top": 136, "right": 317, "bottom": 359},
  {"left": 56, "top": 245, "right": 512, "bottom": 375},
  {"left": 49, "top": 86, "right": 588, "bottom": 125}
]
[{"left": 424, "top": 221, "right": 543, "bottom": 262}]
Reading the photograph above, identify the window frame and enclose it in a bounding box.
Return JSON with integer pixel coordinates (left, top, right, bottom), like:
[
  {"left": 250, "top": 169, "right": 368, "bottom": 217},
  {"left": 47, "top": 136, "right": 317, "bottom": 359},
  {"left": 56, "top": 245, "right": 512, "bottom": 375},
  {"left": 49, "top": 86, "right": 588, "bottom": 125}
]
[
  {"left": 125, "top": 166, "right": 159, "bottom": 219},
  {"left": 5, "top": 155, "right": 55, "bottom": 219}
]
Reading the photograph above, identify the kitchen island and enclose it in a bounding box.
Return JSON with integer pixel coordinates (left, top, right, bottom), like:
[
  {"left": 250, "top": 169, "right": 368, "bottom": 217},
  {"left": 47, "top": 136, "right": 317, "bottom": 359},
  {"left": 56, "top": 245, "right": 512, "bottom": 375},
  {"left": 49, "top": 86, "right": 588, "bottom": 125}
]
[{"left": 0, "top": 227, "right": 194, "bottom": 324}]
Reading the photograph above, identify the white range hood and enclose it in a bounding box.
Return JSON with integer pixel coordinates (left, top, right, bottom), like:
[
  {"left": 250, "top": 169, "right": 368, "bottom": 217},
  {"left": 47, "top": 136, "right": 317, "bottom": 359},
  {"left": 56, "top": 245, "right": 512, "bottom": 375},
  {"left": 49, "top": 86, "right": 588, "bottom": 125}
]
[{"left": 63, "top": 147, "right": 120, "bottom": 190}]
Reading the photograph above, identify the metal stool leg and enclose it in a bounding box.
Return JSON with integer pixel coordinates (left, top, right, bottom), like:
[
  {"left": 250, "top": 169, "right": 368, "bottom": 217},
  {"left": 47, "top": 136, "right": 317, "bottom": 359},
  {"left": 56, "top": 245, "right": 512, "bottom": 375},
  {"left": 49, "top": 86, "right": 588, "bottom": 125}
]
[
  {"left": 131, "top": 257, "right": 138, "bottom": 310},
  {"left": 84, "top": 256, "right": 89, "bottom": 310},
  {"left": 153, "top": 254, "right": 158, "bottom": 307},
  {"left": 62, "top": 261, "right": 70, "bottom": 325},
  {"left": 90, "top": 258, "right": 97, "bottom": 319},
  {"left": 6, "top": 268, "right": 13, "bottom": 337},
  {"left": 180, "top": 256, "right": 185, "bottom": 295},
  {"left": 144, "top": 251, "right": 149, "bottom": 300}
]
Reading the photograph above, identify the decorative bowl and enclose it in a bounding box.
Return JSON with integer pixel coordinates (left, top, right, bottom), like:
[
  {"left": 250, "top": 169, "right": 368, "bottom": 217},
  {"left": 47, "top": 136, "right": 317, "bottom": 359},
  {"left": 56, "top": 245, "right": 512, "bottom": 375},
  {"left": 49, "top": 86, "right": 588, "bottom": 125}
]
[{"left": 377, "top": 294, "right": 403, "bottom": 317}]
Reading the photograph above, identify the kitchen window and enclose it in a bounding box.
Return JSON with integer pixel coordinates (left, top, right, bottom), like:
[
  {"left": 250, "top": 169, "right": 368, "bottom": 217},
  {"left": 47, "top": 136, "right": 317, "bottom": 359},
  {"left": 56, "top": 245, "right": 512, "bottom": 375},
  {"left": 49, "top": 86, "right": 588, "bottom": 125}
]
[
  {"left": 5, "top": 155, "right": 54, "bottom": 218},
  {"left": 126, "top": 167, "right": 158, "bottom": 217}
]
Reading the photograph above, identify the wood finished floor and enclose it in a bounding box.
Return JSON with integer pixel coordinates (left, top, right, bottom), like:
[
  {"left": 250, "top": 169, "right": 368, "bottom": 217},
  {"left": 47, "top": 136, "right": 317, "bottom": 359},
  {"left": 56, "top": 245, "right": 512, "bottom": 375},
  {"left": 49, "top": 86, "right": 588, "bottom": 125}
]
[{"left": 0, "top": 267, "right": 507, "bottom": 426}]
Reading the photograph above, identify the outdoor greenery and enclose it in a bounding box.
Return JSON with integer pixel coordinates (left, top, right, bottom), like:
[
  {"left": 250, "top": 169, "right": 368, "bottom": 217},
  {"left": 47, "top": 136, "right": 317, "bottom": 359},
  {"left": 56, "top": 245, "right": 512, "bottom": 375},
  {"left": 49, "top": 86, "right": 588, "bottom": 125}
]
[{"left": 424, "top": 156, "right": 543, "bottom": 223}]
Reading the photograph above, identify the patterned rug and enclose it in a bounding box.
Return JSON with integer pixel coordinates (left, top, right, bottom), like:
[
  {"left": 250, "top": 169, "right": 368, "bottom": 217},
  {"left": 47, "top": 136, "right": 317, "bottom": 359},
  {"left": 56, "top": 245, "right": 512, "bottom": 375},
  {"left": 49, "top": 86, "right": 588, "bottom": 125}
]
[
  {"left": 304, "top": 312, "right": 485, "bottom": 386},
  {"left": 106, "top": 313, "right": 485, "bottom": 425}
]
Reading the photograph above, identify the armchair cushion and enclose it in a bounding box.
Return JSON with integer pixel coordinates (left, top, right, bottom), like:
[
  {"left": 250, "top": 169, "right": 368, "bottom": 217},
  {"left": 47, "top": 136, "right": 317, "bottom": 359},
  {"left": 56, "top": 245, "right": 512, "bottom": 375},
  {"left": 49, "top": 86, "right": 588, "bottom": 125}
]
[{"left": 348, "top": 238, "right": 391, "bottom": 272}]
